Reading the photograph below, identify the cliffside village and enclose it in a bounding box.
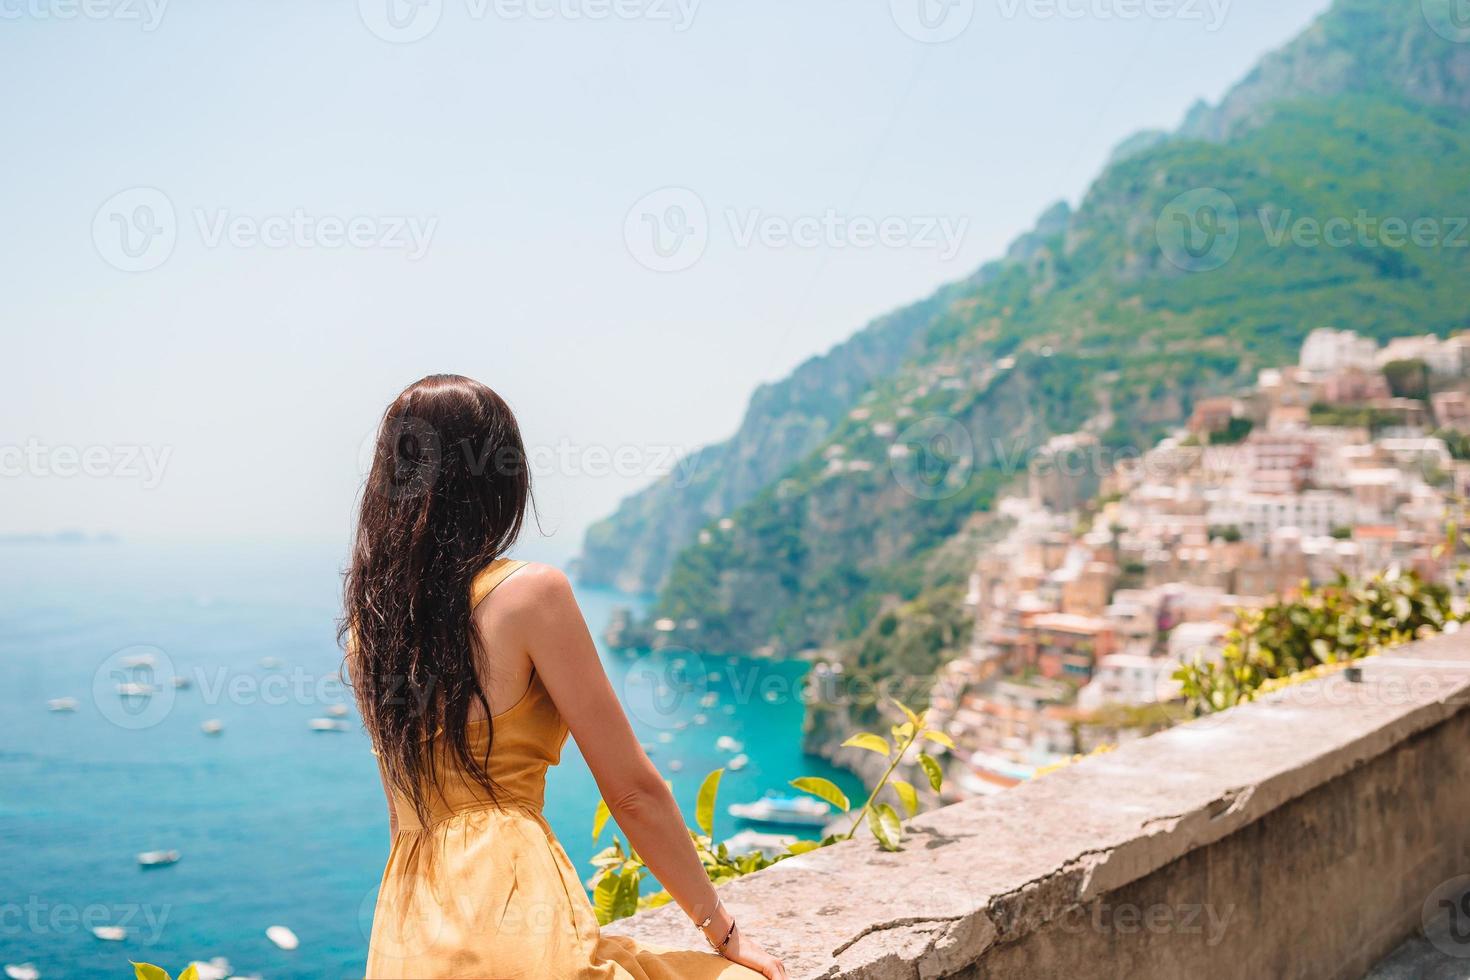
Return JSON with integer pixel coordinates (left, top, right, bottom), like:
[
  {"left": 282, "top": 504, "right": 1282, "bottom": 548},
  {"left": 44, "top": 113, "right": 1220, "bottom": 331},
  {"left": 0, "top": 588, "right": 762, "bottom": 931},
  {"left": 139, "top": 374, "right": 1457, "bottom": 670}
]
[{"left": 920, "top": 329, "right": 1470, "bottom": 797}]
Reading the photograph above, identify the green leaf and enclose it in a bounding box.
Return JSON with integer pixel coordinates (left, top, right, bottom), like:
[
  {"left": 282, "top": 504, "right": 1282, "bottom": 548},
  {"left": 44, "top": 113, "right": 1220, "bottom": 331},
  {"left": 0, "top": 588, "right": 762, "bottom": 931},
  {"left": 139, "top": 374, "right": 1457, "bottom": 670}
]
[
  {"left": 178, "top": 967, "right": 199, "bottom": 980},
  {"left": 867, "top": 802, "right": 903, "bottom": 851},
  {"left": 790, "top": 776, "right": 850, "bottom": 812},
  {"left": 892, "top": 698, "right": 921, "bottom": 727},
  {"left": 696, "top": 768, "right": 724, "bottom": 837},
  {"left": 842, "top": 733, "right": 891, "bottom": 757},
  {"left": 922, "top": 730, "right": 955, "bottom": 750},
  {"left": 132, "top": 965, "right": 171, "bottom": 980},
  {"left": 890, "top": 722, "right": 915, "bottom": 743},
  {"left": 919, "top": 752, "right": 944, "bottom": 793},
  {"left": 785, "top": 839, "right": 822, "bottom": 855},
  {"left": 891, "top": 779, "right": 919, "bottom": 818},
  {"left": 592, "top": 798, "right": 611, "bottom": 839},
  {"left": 593, "top": 868, "right": 642, "bottom": 925}
]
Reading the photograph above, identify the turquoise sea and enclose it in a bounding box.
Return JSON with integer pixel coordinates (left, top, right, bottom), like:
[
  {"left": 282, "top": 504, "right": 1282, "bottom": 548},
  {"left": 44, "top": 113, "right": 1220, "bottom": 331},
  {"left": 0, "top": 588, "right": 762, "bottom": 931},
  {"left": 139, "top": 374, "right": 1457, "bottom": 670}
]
[{"left": 0, "top": 541, "right": 861, "bottom": 979}]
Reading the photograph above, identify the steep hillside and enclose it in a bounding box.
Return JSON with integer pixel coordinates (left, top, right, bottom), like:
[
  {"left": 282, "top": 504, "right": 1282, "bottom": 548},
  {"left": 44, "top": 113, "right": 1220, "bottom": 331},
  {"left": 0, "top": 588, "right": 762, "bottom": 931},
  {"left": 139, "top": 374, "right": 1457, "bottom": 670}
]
[{"left": 590, "top": 0, "right": 1470, "bottom": 681}]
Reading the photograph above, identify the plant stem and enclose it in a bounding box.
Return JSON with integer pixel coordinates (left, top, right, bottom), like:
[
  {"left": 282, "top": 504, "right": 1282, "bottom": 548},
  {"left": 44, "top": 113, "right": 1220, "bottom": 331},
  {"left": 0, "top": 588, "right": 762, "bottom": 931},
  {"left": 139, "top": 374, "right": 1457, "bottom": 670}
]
[{"left": 843, "top": 731, "right": 917, "bottom": 841}]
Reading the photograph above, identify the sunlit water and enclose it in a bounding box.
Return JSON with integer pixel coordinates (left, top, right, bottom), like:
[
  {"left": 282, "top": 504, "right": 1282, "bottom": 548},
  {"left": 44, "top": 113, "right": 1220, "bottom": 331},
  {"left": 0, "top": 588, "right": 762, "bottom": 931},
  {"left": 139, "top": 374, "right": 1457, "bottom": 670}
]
[{"left": 0, "top": 541, "right": 861, "bottom": 978}]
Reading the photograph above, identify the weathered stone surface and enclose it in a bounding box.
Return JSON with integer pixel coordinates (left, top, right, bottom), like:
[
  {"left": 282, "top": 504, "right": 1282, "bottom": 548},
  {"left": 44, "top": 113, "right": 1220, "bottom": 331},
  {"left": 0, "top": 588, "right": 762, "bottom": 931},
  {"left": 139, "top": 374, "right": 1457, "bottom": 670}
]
[{"left": 606, "top": 633, "right": 1470, "bottom": 978}]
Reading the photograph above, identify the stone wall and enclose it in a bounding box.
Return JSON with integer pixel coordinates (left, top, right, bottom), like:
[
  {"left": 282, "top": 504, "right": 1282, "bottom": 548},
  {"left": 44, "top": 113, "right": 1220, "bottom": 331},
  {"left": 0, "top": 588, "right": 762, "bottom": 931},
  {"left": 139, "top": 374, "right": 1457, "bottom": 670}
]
[{"left": 607, "top": 632, "right": 1470, "bottom": 978}]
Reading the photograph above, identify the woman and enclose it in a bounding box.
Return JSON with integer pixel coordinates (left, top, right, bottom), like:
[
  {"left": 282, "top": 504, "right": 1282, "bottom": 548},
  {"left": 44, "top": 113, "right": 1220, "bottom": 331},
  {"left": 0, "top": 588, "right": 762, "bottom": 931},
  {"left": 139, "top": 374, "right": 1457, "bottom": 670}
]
[{"left": 344, "top": 375, "right": 786, "bottom": 980}]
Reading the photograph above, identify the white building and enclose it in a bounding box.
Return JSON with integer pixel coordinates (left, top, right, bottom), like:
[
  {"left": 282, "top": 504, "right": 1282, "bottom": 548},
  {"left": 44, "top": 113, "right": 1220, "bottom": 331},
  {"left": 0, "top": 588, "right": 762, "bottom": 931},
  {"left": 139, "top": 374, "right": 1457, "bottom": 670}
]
[
  {"left": 1300, "top": 328, "right": 1379, "bottom": 374},
  {"left": 1205, "top": 490, "right": 1356, "bottom": 542}
]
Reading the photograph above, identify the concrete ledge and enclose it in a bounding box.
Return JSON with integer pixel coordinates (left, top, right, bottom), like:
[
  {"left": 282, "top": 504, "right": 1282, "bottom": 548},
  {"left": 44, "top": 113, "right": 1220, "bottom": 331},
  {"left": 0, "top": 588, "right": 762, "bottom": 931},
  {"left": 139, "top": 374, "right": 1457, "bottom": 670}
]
[{"left": 606, "top": 632, "right": 1470, "bottom": 978}]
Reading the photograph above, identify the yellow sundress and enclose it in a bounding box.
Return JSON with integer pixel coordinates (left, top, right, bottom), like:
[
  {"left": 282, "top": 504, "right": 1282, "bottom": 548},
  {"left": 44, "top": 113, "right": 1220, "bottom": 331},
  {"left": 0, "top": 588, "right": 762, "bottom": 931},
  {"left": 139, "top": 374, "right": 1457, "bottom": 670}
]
[{"left": 365, "top": 559, "right": 758, "bottom": 979}]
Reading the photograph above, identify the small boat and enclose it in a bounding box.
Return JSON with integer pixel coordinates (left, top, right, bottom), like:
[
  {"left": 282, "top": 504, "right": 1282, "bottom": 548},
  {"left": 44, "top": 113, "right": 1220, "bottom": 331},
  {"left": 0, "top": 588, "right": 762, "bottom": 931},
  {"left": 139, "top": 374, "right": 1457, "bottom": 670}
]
[
  {"left": 728, "top": 793, "right": 831, "bottom": 828},
  {"left": 692, "top": 713, "right": 708, "bottom": 726},
  {"left": 722, "top": 829, "right": 797, "bottom": 860},
  {"left": 121, "top": 653, "right": 156, "bottom": 668},
  {"left": 715, "top": 736, "right": 743, "bottom": 754},
  {"left": 308, "top": 718, "right": 347, "bottom": 732},
  {"left": 762, "top": 690, "right": 780, "bottom": 703},
  {"left": 172, "top": 676, "right": 192, "bottom": 690},
  {"left": 47, "top": 698, "right": 78, "bottom": 713},
  {"left": 727, "top": 753, "right": 749, "bottom": 771},
  {"left": 116, "top": 682, "right": 155, "bottom": 696},
  {"left": 189, "top": 958, "right": 232, "bottom": 980},
  {"left": 259, "top": 656, "right": 283, "bottom": 669},
  {"left": 91, "top": 926, "right": 127, "bottom": 941},
  {"left": 201, "top": 719, "right": 224, "bottom": 736},
  {"left": 656, "top": 732, "right": 673, "bottom": 744},
  {"left": 266, "top": 925, "right": 299, "bottom": 951},
  {"left": 325, "top": 704, "right": 349, "bottom": 718},
  {"left": 137, "top": 850, "right": 180, "bottom": 868},
  {"left": 668, "top": 759, "right": 684, "bottom": 773},
  {"left": 5, "top": 964, "right": 40, "bottom": 980}
]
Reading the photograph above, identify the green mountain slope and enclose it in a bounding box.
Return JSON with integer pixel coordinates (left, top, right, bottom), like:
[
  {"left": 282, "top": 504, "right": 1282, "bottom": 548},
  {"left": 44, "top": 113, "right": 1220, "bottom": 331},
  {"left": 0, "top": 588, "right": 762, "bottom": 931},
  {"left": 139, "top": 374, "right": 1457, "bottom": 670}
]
[{"left": 591, "top": 0, "right": 1470, "bottom": 684}]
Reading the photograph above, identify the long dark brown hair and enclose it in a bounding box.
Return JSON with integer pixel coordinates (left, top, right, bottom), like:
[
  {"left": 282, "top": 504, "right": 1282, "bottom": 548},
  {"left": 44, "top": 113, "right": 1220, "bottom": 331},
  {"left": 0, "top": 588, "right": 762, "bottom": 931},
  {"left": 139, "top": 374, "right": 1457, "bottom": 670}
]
[{"left": 341, "top": 374, "right": 531, "bottom": 823}]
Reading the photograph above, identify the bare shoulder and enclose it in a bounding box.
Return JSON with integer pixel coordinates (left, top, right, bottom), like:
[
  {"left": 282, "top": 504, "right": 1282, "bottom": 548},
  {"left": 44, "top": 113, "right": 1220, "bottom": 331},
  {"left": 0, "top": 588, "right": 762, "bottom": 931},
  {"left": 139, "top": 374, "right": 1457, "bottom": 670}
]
[{"left": 492, "top": 561, "right": 577, "bottom": 616}]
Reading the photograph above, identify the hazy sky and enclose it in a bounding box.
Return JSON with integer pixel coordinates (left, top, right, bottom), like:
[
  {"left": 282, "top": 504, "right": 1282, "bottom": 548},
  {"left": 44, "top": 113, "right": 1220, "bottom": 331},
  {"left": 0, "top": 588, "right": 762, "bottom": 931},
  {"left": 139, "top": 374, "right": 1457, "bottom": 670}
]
[{"left": 2, "top": 0, "right": 1332, "bottom": 564}]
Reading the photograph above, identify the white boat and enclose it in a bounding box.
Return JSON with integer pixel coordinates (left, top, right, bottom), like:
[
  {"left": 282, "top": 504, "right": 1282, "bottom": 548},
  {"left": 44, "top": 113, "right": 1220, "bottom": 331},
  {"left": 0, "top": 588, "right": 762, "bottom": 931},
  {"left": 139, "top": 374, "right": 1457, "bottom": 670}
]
[
  {"left": 259, "top": 656, "right": 283, "bottom": 669},
  {"left": 189, "top": 958, "right": 231, "bottom": 980},
  {"left": 137, "top": 850, "right": 180, "bottom": 868},
  {"left": 121, "top": 653, "right": 156, "bottom": 668},
  {"left": 47, "top": 698, "right": 78, "bottom": 713},
  {"left": 116, "top": 682, "right": 155, "bottom": 696},
  {"left": 715, "top": 736, "right": 743, "bottom": 754},
  {"left": 325, "top": 704, "right": 349, "bottom": 718},
  {"left": 91, "top": 926, "right": 126, "bottom": 941},
  {"left": 201, "top": 719, "right": 224, "bottom": 735},
  {"left": 266, "top": 925, "right": 299, "bottom": 950},
  {"left": 656, "top": 732, "right": 673, "bottom": 744},
  {"left": 5, "top": 964, "right": 40, "bottom": 980},
  {"left": 727, "top": 753, "right": 749, "bottom": 771},
  {"left": 308, "top": 718, "right": 347, "bottom": 732},
  {"left": 692, "top": 713, "right": 708, "bottom": 726},
  {"left": 728, "top": 793, "right": 831, "bottom": 828},
  {"left": 700, "top": 690, "right": 719, "bottom": 704},
  {"left": 668, "top": 759, "right": 684, "bottom": 772},
  {"left": 722, "top": 829, "right": 797, "bottom": 860}
]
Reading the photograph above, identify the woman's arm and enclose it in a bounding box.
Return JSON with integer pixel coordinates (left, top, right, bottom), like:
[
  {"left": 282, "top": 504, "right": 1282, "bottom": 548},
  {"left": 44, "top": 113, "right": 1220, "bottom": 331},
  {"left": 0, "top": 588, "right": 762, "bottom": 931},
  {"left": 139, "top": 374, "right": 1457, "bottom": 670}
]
[{"left": 493, "top": 564, "right": 785, "bottom": 979}]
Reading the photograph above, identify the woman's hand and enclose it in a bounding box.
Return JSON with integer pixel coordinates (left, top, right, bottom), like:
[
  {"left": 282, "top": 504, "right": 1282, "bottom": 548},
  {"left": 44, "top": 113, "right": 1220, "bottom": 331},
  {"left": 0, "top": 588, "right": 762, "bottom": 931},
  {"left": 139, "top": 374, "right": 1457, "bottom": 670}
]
[{"left": 718, "top": 924, "right": 787, "bottom": 980}]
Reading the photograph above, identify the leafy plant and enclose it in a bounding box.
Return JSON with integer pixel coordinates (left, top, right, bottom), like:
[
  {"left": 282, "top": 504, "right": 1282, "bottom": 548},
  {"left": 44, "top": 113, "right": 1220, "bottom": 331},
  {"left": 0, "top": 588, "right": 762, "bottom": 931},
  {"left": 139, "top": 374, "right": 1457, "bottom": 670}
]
[
  {"left": 131, "top": 964, "right": 198, "bottom": 980},
  {"left": 587, "top": 698, "right": 948, "bottom": 922},
  {"left": 1175, "top": 568, "right": 1464, "bottom": 713}
]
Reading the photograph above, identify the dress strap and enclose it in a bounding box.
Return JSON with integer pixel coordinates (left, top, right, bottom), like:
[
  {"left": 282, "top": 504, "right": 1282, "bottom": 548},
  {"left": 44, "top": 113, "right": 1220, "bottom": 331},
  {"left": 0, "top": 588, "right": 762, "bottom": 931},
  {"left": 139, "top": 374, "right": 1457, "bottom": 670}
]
[{"left": 470, "top": 558, "right": 529, "bottom": 609}]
